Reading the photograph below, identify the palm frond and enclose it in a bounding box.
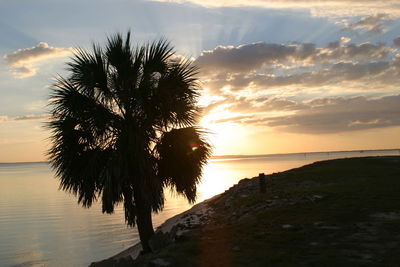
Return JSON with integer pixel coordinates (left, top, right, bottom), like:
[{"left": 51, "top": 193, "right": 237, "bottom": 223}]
[
  {"left": 153, "top": 59, "right": 201, "bottom": 128},
  {"left": 105, "top": 32, "right": 137, "bottom": 112},
  {"left": 156, "top": 127, "right": 212, "bottom": 203},
  {"left": 49, "top": 77, "right": 121, "bottom": 148},
  {"left": 48, "top": 125, "right": 112, "bottom": 208},
  {"left": 123, "top": 189, "right": 136, "bottom": 227}
]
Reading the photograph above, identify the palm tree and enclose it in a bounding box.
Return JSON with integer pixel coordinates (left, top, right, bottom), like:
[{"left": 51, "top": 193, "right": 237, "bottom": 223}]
[{"left": 47, "top": 32, "right": 211, "bottom": 252}]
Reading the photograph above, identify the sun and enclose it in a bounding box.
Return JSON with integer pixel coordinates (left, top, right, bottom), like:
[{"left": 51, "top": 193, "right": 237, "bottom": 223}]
[{"left": 200, "top": 112, "right": 250, "bottom": 156}]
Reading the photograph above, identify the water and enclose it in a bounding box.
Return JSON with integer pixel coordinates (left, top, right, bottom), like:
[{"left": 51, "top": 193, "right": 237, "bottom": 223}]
[{"left": 0, "top": 149, "right": 398, "bottom": 267}]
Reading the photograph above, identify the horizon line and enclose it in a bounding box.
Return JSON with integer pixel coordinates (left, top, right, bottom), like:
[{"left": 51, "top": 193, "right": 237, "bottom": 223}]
[{"left": 1, "top": 148, "right": 399, "bottom": 165}]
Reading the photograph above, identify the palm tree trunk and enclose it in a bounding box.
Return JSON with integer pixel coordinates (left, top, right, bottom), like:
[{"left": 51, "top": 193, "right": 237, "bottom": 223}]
[{"left": 134, "top": 189, "right": 155, "bottom": 252}]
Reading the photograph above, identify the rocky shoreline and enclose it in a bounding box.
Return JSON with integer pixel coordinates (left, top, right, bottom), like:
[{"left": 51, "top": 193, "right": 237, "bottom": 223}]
[{"left": 90, "top": 197, "right": 217, "bottom": 266}]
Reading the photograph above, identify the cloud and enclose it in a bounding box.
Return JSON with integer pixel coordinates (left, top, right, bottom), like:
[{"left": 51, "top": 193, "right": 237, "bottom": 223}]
[
  {"left": 209, "top": 114, "right": 255, "bottom": 124},
  {"left": 5, "top": 42, "right": 72, "bottom": 65},
  {"left": 198, "top": 37, "right": 400, "bottom": 136},
  {"left": 203, "top": 55, "right": 400, "bottom": 95},
  {"left": 4, "top": 42, "right": 72, "bottom": 78},
  {"left": 0, "top": 114, "right": 48, "bottom": 122},
  {"left": 264, "top": 95, "right": 400, "bottom": 133},
  {"left": 198, "top": 41, "right": 399, "bottom": 96},
  {"left": 9, "top": 66, "right": 37, "bottom": 78},
  {"left": 195, "top": 40, "right": 392, "bottom": 75},
  {"left": 205, "top": 94, "right": 307, "bottom": 115},
  {"left": 247, "top": 60, "right": 394, "bottom": 88},
  {"left": 205, "top": 95, "right": 400, "bottom": 134},
  {"left": 196, "top": 43, "right": 297, "bottom": 73},
  {"left": 148, "top": 0, "right": 400, "bottom": 18},
  {"left": 342, "top": 14, "right": 392, "bottom": 35}
]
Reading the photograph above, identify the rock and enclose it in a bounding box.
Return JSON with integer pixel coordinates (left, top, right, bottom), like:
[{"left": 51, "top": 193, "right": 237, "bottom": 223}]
[
  {"left": 149, "top": 231, "right": 173, "bottom": 252},
  {"left": 175, "top": 229, "right": 190, "bottom": 237},
  {"left": 282, "top": 224, "right": 293, "bottom": 229},
  {"left": 319, "top": 225, "right": 341, "bottom": 230},
  {"left": 370, "top": 212, "right": 400, "bottom": 220},
  {"left": 232, "top": 246, "right": 241, "bottom": 251},
  {"left": 252, "top": 203, "right": 269, "bottom": 212},
  {"left": 362, "top": 254, "right": 373, "bottom": 260},
  {"left": 313, "top": 221, "right": 324, "bottom": 226},
  {"left": 168, "top": 225, "right": 180, "bottom": 240},
  {"left": 313, "top": 221, "right": 340, "bottom": 230},
  {"left": 300, "top": 180, "right": 321, "bottom": 188},
  {"left": 238, "top": 178, "right": 250, "bottom": 184},
  {"left": 151, "top": 258, "right": 171, "bottom": 266},
  {"left": 305, "top": 194, "right": 324, "bottom": 202},
  {"left": 89, "top": 256, "right": 134, "bottom": 267}
]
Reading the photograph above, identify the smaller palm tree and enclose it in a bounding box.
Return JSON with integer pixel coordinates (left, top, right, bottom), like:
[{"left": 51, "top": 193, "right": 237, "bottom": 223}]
[{"left": 47, "top": 32, "right": 211, "bottom": 252}]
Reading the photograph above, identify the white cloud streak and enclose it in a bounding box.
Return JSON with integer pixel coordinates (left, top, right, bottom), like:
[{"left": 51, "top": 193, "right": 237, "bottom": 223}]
[{"left": 0, "top": 114, "right": 48, "bottom": 123}]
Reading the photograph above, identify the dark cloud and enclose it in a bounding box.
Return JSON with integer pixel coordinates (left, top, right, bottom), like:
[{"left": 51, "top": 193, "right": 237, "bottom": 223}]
[
  {"left": 195, "top": 43, "right": 297, "bottom": 73},
  {"left": 264, "top": 95, "right": 400, "bottom": 133},
  {"left": 394, "top": 37, "right": 400, "bottom": 47},
  {"left": 203, "top": 59, "right": 397, "bottom": 94},
  {"left": 195, "top": 41, "right": 391, "bottom": 74}
]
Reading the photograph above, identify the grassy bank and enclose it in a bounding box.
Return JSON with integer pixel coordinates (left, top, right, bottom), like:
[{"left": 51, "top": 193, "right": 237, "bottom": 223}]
[{"left": 114, "top": 156, "right": 400, "bottom": 266}]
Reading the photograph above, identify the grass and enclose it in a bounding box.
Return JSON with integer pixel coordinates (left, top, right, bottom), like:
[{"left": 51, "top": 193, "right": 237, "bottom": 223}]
[{"left": 134, "top": 156, "right": 400, "bottom": 266}]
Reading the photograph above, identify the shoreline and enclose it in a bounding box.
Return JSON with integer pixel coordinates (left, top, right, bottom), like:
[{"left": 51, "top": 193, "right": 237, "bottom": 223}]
[{"left": 91, "top": 156, "right": 400, "bottom": 266}]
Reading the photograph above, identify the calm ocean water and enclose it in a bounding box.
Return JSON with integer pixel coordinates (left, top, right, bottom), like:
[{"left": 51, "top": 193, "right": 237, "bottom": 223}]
[{"left": 0, "top": 149, "right": 399, "bottom": 267}]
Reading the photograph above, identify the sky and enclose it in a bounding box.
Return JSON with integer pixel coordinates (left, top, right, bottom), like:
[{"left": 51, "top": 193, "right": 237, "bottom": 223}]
[{"left": 0, "top": 0, "right": 399, "bottom": 162}]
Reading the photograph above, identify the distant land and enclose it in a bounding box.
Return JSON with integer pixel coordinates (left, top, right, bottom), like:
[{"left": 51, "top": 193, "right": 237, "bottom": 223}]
[{"left": 212, "top": 148, "right": 400, "bottom": 160}]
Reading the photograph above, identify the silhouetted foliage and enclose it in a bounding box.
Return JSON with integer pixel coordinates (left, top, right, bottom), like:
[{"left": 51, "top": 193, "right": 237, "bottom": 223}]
[{"left": 47, "top": 32, "right": 211, "bottom": 251}]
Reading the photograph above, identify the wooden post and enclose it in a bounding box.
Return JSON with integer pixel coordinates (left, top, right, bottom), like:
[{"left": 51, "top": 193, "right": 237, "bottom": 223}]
[{"left": 259, "top": 173, "right": 266, "bottom": 193}]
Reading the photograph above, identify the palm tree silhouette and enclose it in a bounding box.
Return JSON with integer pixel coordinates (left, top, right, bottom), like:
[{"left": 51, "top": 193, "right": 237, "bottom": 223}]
[{"left": 47, "top": 32, "right": 211, "bottom": 252}]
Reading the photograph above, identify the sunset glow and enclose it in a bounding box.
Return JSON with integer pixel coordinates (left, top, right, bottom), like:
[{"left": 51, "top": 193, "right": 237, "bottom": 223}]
[{"left": 0, "top": 0, "right": 399, "bottom": 162}]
